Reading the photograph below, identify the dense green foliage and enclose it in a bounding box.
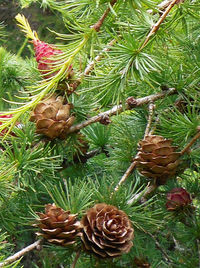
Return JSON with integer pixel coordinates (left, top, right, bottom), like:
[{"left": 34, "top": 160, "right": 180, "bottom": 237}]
[{"left": 0, "top": 0, "right": 200, "bottom": 267}]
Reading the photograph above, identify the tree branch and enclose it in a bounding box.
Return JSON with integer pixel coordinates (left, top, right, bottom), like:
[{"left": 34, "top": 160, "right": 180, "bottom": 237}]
[
  {"left": 84, "top": 39, "right": 116, "bottom": 76},
  {"left": 69, "top": 39, "right": 116, "bottom": 94},
  {"left": 67, "top": 88, "right": 177, "bottom": 134},
  {"left": 140, "top": 0, "right": 180, "bottom": 51},
  {"left": 0, "top": 240, "right": 42, "bottom": 267},
  {"left": 146, "top": 231, "right": 173, "bottom": 264},
  {"left": 91, "top": 0, "right": 117, "bottom": 32},
  {"left": 181, "top": 129, "right": 200, "bottom": 155},
  {"left": 114, "top": 161, "right": 137, "bottom": 192}
]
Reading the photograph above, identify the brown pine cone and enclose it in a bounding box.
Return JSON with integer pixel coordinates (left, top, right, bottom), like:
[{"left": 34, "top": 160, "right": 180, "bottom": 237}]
[
  {"left": 30, "top": 95, "right": 75, "bottom": 139},
  {"left": 81, "top": 203, "right": 134, "bottom": 258},
  {"left": 135, "top": 135, "right": 181, "bottom": 185},
  {"left": 35, "top": 204, "right": 82, "bottom": 246}
]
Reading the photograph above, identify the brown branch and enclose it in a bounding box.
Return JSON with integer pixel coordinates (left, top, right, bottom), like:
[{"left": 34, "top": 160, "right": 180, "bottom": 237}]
[
  {"left": 139, "top": 0, "right": 179, "bottom": 51},
  {"left": 114, "top": 161, "right": 137, "bottom": 192},
  {"left": 127, "top": 183, "right": 158, "bottom": 204},
  {"left": 144, "top": 102, "right": 156, "bottom": 137},
  {"left": 114, "top": 102, "right": 156, "bottom": 193},
  {"left": 84, "top": 39, "right": 116, "bottom": 76},
  {"left": 158, "top": 0, "right": 184, "bottom": 11},
  {"left": 71, "top": 249, "right": 81, "bottom": 268},
  {"left": 69, "top": 39, "right": 116, "bottom": 94},
  {"left": 180, "top": 129, "right": 200, "bottom": 155},
  {"left": 67, "top": 88, "right": 177, "bottom": 134},
  {"left": 60, "top": 148, "right": 102, "bottom": 170},
  {"left": 146, "top": 231, "right": 173, "bottom": 264},
  {"left": 0, "top": 240, "right": 42, "bottom": 267},
  {"left": 91, "top": 0, "right": 117, "bottom": 32}
]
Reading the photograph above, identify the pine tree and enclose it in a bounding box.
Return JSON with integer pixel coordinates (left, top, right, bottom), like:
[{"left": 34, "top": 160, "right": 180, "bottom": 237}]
[{"left": 0, "top": 0, "right": 200, "bottom": 267}]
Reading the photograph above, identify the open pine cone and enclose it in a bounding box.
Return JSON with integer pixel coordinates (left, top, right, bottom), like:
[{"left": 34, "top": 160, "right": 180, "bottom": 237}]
[
  {"left": 30, "top": 95, "right": 75, "bottom": 139},
  {"left": 35, "top": 204, "right": 82, "bottom": 246},
  {"left": 135, "top": 135, "right": 181, "bottom": 185},
  {"left": 81, "top": 203, "right": 134, "bottom": 258}
]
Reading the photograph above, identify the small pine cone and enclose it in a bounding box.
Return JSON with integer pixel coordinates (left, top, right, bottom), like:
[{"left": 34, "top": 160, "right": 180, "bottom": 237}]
[
  {"left": 35, "top": 204, "right": 82, "bottom": 246},
  {"left": 166, "top": 188, "right": 192, "bottom": 211},
  {"left": 30, "top": 95, "right": 75, "bottom": 139},
  {"left": 135, "top": 135, "right": 181, "bottom": 185},
  {"left": 81, "top": 203, "right": 134, "bottom": 258},
  {"left": 33, "top": 39, "right": 74, "bottom": 79}
]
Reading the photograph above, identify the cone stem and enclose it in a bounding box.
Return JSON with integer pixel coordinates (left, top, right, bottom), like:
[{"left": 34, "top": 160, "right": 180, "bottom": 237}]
[{"left": 0, "top": 240, "right": 42, "bottom": 267}]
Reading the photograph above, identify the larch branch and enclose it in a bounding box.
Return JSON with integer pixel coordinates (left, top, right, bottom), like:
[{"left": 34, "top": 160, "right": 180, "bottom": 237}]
[
  {"left": 140, "top": 0, "right": 180, "bottom": 51},
  {"left": 181, "top": 129, "right": 200, "bottom": 155},
  {"left": 67, "top": 88, "right": 176, "bottom": 133},
  {"left": 91, "top": 0, "right": 117, "bottom": 32}
]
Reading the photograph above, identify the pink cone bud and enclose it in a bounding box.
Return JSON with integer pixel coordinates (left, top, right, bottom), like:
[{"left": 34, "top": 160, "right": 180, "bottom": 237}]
[
  {"left": 166, "top": 188, "right": 192, "bottom": 211},
  {"left": 33, "top": 39, "right": 73, "bottom": 79}
]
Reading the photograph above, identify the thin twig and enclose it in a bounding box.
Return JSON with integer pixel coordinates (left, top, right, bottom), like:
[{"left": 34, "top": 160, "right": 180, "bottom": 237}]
[
  {"left": 114, "top": 161, "right": 137, "bottom": 192},
  {"left": 67, "top": 88, "right": 176, "bottom": 134},
  {"left": 69, "top": 39, "right": 116, "bottom": 94},
  {"left": 84, "top": 39, "right": 116, "bottom": 76},
  {"left": 71, "top": 249, "right": 81, "bottom": 268},
  {"left": 141, "top": 183, "right": 158, "bottom": 203},
  {"left": 145, "top": 102, "right": 156, "bottom": 137},
  {"left": 158, "top": 0, "right": 183, "bottom": 10},
  {"left": 60, "top": 148, "right": 102, "bottom": 170},
  {"left": 115, "top": 101, "right": 156, "bottom": 193},
  {"left": 91, "top": 0, "right": 117, "bottom": 32},
  {"left": 146, "top": 231, "right": 173, "bottom": 264},
  {"left": 180, "top": 130, "right": 200, "bottom": 155},
  {"left": 0, "top": 240, "right": 42, "bottom": 267},
  {"left": 139, "top": 0, "right": 179, "bottom": 51}
]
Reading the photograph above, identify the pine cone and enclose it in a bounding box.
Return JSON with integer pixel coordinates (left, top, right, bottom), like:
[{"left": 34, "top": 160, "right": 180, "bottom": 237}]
[
  {"left": 135, "top": 135, "right": 181, "bottom": 185},
  {"left": 33, "top": 39, "right": 74, "bottom": 79},
  {"left": 35, "top": 204, "right": 82, "bottom": 246},
  {"left": 81, "top": 203, "right": 134, "bottom": 258},
  {"left": 166, "top": 188, "right": 192, "bottom": 211},
  {"left": 30, "top": 95, "right": 75, "bottom": 139}
]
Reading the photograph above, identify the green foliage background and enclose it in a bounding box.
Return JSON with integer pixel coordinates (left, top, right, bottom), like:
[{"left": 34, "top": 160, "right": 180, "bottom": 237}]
[{"left": 0, "top": 0, "right": 200, "bottom": 267}]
